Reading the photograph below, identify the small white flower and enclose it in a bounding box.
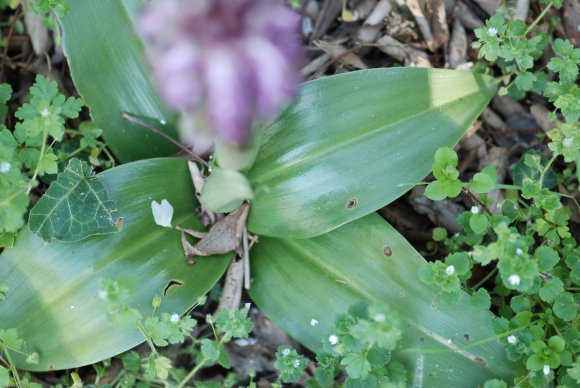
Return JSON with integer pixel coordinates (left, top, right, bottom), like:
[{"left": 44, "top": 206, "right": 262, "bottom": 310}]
[
  {"left": 507, "top": 335, "right": 517, "bottom": 344},
  {"left": 151, "top": 199, "right": 174, "bottom": 227},
  {"left": 328, "top": 334, "right": 339, "bottom": 345},
  {"left": 543, "top": 364, "right": 550, "bottom": 375},
  {"left": 170, "top": 313, "right": 180, "bottom": 324},
  {"left": 470, "top": 206, "right": 479, "bottom": 214},
  {"left": 508, "top": 274, "right": 521, "bottom": 287},
  {"left": 515, "top": 248, "right": 523, "bottom": 255},
  {"left": 244, "top": 302, "right": 252, "bottom": 309},
  {"left": 98, "top": 290, "right": 108, "bottom": 300},
  {"left": 310, "top": 319, "right": 319, "bottom": 327},
  {"left": 488, "top": 27, "right": 498, "bottom": 36},
  {"left": 282, "top": 348, "right": 291, "bottom": 357},
  {"left": 40, "top": 108, "right": 50, "bottom": 117},
  {"left": 445, "top": 265, "right": 456, "bottom": 276},
  {"left": 374, "top": 313, "right": 386, "bottom": 322},
  {"left": 0, "top": 161, "right": 11, "bottom": 173},
  {"left": 293, "top": 359, "right": 301, "bottom": 368},
  {"left": 563, "top": 137, "right": 573, "bottom": 148}
]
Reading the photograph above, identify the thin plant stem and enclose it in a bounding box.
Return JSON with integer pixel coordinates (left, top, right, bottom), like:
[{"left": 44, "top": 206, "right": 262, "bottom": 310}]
[
  {"left": 176, "top": 358, "right": 208, "bottom": 388},
  {"left": 0, "top": 343, "right": 22, "bottom": 387},
  {"left": 120, "top": 112, "right": 208, "bottom": 167},
  {"left": 539, "top": 154, "right": 557, "bottom": 188},
  {"left": 472, "top": 267, "right": 498, "bottom": 289},
  {"left": 26, "top": 128, "right": 49, "bottom": 195},
  {"left": 525, "top": 1, "right": 554, "bottom": 35},
  {"left": 136, "top": 322, "right": 158, "bottom": 356}
]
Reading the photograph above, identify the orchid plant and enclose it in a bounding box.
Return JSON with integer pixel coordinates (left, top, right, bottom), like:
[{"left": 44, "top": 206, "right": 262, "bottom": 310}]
[{"left": 1, "top": 0, "right": 576, "bottom": 386}]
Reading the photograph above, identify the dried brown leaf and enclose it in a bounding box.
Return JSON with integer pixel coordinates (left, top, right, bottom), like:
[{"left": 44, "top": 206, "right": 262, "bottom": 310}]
[
  {"left": 375, "top": 34, "right": 432, "bottom": 67},
  {"left": 181, "top": 204, "right": 249, "bottom": 257},
  {"left": 448, "top": 18, "right": 467, "bottom": 68},
  {"left": 314, "top": 40, "right": 368, "bottom": 69}
]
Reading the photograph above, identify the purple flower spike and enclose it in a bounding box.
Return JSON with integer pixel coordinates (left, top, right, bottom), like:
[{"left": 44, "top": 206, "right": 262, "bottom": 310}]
[{"left": 139, "top": 0, "right": 304, "bottom": 147}]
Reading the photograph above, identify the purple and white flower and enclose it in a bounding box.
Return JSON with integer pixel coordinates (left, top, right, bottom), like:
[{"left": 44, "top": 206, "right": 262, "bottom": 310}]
[{"left": 139, "top": 0, "right": 303, "bottom": 148}]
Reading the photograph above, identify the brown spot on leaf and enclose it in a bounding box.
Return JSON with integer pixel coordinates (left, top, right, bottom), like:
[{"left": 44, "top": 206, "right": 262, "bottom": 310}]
[
  {"left": 383, "top": 246, "right": 393, "bottom": 256},
  {"left": 419, "top": 336, "right": 425, "bottom": 343},
  {"left": 347, "top": 198, "right": 358, "bottom": 209},
  {"left": 464, "top": 333, "right": 470, "bottom": 341},
  {"left": 474, "top": 357, "right": 487, "bottom": 366}
]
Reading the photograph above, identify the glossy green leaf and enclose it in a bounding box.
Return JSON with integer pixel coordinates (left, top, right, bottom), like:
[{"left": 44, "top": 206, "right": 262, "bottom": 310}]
[
  {"left": 28, "top": 159, "right": 121, "bottom": 242},
  {"left": 0, "top": 158, "right": 230, "bottom": 371},
  {"left": 58, "top": 0, "right": 179, "bottom": 162},
  {"left": 249, "top": 213, "right": 521, "bottom": 386},
  {"left": 247, "top": 68, "right": 497, "bottom": 238}
]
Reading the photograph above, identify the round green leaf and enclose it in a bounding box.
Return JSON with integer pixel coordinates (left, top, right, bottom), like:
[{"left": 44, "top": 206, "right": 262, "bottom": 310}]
[
  {"left": 469, "top": 214, "right": 489, "bottom": 235},
  {"left": 553, "top": 293, "right": 577, "bottom": 321},
  {"left": 0, "top": 158, "right": 230, "bottom": 371},
  {"left": 539, "top": 278, "right": 564, "bottom": 303}
]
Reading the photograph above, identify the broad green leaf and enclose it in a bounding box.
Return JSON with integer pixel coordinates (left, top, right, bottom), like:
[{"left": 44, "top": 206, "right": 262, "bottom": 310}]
[
  {"left": 247, "top": 68, "right": 498, "bottom": 238},
  {"left": 249, "top": 213, "right": 521, "bottom": 386},
  {"left": 29, "top": 159, "right": 121, "bottom": 242},
  {"left": 0, "top": 158, "right": 230, "bottom": 371},
  {"left": 58, "top": 0, "right": 179, "bottom": 162}
]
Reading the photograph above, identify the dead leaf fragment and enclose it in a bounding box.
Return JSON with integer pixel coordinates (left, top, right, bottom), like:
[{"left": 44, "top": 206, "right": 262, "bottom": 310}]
[
  {"left": 181, "top": 204, "right": 249, "bottom": 257},
  {"left": 375, "top": 35, "right": 432, "bottom": 67},
  {"left": 448, "top": 18, "right": 467, "bottom": 69},
  {"left": 314, "top": 40, "right": 368, "bottom": 69}
]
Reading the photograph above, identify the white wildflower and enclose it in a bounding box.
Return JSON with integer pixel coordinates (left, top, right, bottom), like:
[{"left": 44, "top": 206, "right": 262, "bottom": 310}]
[
  {"left": 170, "top": 313, "right": 180, "bottom": 324},
  {"left": 328, "top": 334, "right": 339, "bottom": 345},
  {"left": 374, "top": 313, "right": 386, "bottom": 322},
  {"left": 282, "top": 348, "right": 291, "bottom": 357},
  {"left": 0, "top": 161, "right": 10, "bottom": 173},
  {"left": 98, "top": 290, "right": 108, "bottom": 300},
  {"left": 293, "top": 359, "right": 301, "bottom": 368},
  {"left": 507, "top": 335, "right": 517, "bottom": 344},
  {"left": 445, "top": 265, "right": 456, "bottom": 275},
  {"left": 470, "top": 206, "right": 479, "bottom": 214},
  {"left": 488, "top": 27, "right": 498, "bottom": 36},
  {"left": 310, "top": 319, "right": 319, "bottom": 327},
  {"left": 151, "top": 199, "right": 174, "bottom": 227},
  {"left": 563, "top": 137, "right": 573, "bottom": 148},
  {"left": 508, "top": 274, "right": 521, "bottom": 287},
  {"left": 40, "top": 108, "right": 50, "bottom": 117},
  {"left": 543, "top": 364, "right": 550, "bottom": 375},
  {"left": 516, "top": 248, "right": 523, "bottom": 255}
]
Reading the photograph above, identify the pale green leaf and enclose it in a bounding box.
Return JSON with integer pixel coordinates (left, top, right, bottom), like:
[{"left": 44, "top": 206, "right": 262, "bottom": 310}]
[{"left": 201, "top": 168, "right": 253, "bottom": 213}]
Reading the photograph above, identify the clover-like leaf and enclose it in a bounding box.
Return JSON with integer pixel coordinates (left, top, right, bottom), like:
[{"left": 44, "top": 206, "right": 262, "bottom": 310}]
[
  {"left": 469, "top": 165, "right": 497, "bottom": 193},
  {"left": 28, "top": 158, "right": 121, "bottom": 242}
]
